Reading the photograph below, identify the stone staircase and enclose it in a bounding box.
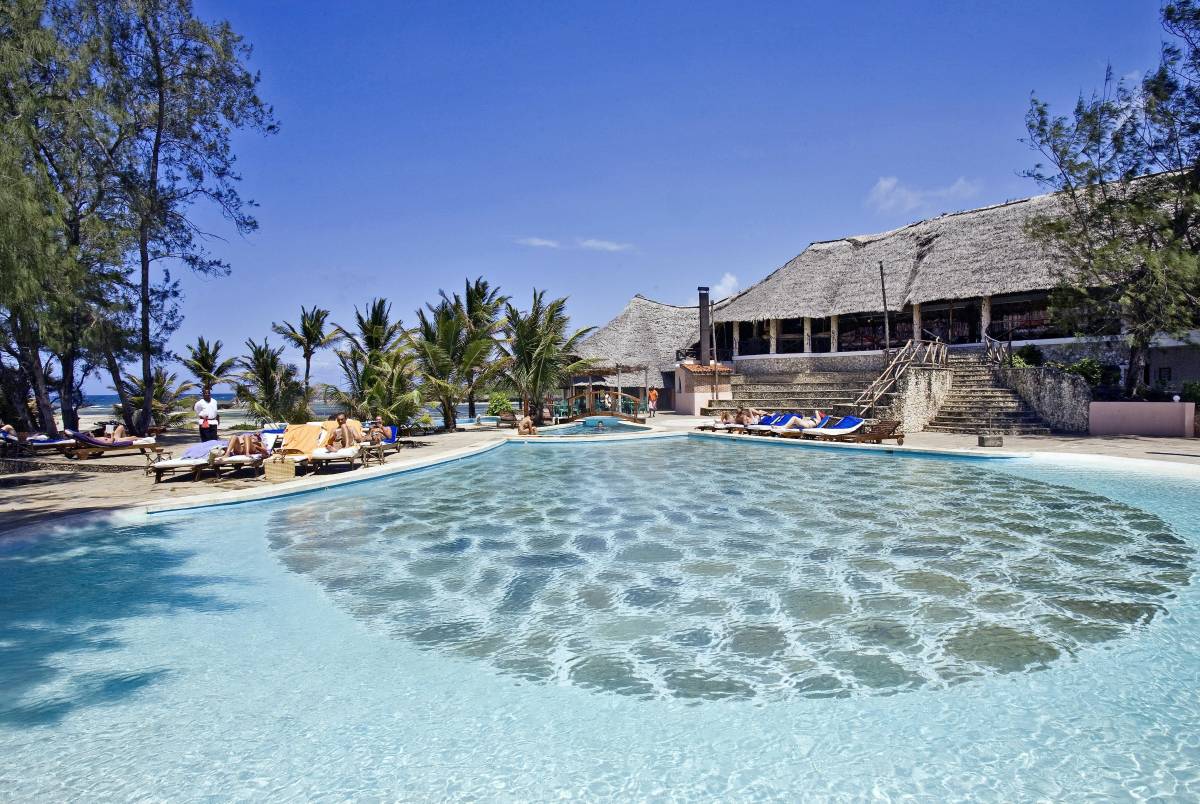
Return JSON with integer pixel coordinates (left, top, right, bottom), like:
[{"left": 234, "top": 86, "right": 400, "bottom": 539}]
[
  {"left": 925, "top": 350, "right": 1051, "bottom": 435},
  {"left": 700, "top": 371, "right": 886, "bottom": 417}
]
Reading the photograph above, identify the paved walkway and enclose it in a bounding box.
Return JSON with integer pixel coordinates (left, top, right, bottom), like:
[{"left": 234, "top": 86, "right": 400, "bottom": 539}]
[
  {"left": 0, "top": 428, "right": 504, "bottom": 536},
  {"left": 3, "top": 414, "right": 1198, "bottom": 536}
]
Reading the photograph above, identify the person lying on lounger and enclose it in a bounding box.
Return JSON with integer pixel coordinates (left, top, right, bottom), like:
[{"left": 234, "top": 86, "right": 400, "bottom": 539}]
[
  {"left": 225, "top": 433, "right": 270, "bottom": 457},
  {"left": 776, "top": 413, "right": 818, "bottom": 431},
  {"left": 89, "top": 424, "right": 129, "bottom": 444},
  {"left": 1, "top": 421, "right": 15, "bottom": 436},
  {"left": 718, "top": 411, "right": 735, "bottom": 424}
]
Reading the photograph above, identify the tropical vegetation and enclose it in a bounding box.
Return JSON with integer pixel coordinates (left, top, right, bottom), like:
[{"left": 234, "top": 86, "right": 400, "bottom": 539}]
[
  {"left": 115, "top": 367, "right": 197, "bottom": 429},
  {"left": 1024, "top": 0, "right": 1200, "bottom": 397},
  {"left": 498, "top": 290, "right": 595, "bottom": 424},
  {"left": 272, "top": 306, "right": 341, "bottom": 411},
  {"left": 233, "top": 339, "right": 308, "bottom": 425},
  {"left": 182, "top": 337, "right": 237, "bottom": 389}
]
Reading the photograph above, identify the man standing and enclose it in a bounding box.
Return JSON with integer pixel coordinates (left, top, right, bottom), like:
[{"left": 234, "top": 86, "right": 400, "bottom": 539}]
[
  {"left": 648, "top": 387, "right": 658, "bottom": 417},
  {"left": 194, "top": 386, "right": 220, "bottom": 442}
]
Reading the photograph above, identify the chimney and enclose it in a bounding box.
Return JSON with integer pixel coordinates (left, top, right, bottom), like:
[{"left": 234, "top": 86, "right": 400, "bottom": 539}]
[{"left": 698, "top": 286, "right": 711, "bottom": 364}]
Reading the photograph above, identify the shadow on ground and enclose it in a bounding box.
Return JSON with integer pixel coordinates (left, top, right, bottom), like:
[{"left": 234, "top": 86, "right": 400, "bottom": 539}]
[{"left": 0, "top": 522, "right": 239, "bottom": 728}]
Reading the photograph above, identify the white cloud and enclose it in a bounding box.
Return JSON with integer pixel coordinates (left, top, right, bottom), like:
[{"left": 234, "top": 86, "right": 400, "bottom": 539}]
[
  {"left": 578, "top": 238, "right": 633, "bottom": 252},
  {"left": 866, "top": 176, "right": 981, "bottom": 215},
  {"left": 711, "top": 272, "right": 739, "bottom": 299},
  {"left": 515, "top": 237, "right": 560, "bottom": 248}
]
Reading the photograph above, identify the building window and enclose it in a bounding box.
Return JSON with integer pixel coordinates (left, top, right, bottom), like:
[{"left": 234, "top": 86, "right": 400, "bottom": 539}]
[{"left": 1158, "top": 367, "right": 1172, "bottom": 385}]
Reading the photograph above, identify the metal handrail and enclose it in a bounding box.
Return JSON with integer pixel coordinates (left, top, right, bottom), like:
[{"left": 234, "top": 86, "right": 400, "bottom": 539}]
[{"left": 853, "top": 338, "right": 947, "bottom": 415}]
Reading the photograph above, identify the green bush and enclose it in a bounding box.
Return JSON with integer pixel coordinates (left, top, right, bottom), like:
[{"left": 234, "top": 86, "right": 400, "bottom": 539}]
[
  {"left": 1062, "top": 357, "right": 1104, "bottom": 387},
  {"left": 1014, "top": 344, "right": 1044, "bottom": 366},
  {"left": 485, "top": 392, "right": 514, "bottom": 416},
  {"left": 1180, "top": 381, "right": 1200, "bottom": 404}
]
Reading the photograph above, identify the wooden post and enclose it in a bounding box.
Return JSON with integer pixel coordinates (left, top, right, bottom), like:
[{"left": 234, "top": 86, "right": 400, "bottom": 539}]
[
  {"left": 830, "top": 315, "right": 839, "bottom": 353},
  {"left": 912, "top": 303, "right": 922, "bottom": 341},
  {"left": 616, "top": 366, "right": 622, "bottom": 417},
  {"left": 879, "top": 261, "right": 891, "bottom": 360},
  {"left": 803, "top": 317, "right": 812, "bottom": 352},
  {"left": 769, "top": 319, "right": 778, "bottom": 354},
  {"left": 732, "top": 323, "right": 740, "bottom": 357},
  {"left": 980, "top": 296, "right": 992, "bottom": 342}
]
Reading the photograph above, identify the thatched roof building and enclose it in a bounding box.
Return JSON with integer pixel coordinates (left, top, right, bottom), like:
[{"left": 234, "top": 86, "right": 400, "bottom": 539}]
[
  {"left": 714, "top": 192, "right": 1062, "bottom": 323},
  {"left": 576, "top": 295, "right": 705, "bottom": 388}
]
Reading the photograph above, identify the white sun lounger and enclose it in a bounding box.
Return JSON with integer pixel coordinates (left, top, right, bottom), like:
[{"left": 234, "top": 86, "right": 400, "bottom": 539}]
[
  {"left": 151, "top": 455, "right": 212, "bottom": 483},
  {"left": 309, "top": 444, "right": 361, "bottom": 472},
  {"left": 801, "top": 421, "right": 865, "bottom": 437}
]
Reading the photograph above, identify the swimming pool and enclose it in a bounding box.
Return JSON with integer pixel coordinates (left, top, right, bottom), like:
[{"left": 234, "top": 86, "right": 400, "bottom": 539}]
[
  {"left": 2, "top": 438, "right": 1198, "bottom": 799},
  {"left": 540, "top": 416, "right": 649, "bottom": 436}
]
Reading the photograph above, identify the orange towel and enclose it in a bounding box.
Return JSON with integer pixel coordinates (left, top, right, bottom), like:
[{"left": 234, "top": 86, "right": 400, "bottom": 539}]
[{"left": 277, "top": 423, "right": 326, "bottom": 458}]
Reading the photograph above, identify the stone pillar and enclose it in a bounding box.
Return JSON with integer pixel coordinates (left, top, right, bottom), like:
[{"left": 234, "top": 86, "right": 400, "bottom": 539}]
[
  {"left": 912, "top": 303, "right": 922, "bottom": 341},
  {"left": 980, "top": 296, "right": 991, "bottom": 341},
  {"left": 803, "top": 317, "right": 812, "bottom": 353},
  {"left": 732, "top": 322, "right": 740, "bottom": 357},
  {"left": 769, "top": 319, "right": 778, "bottom": 354},
  {"left": 830, "top": 315, "right": 839, "bottom": 353}
]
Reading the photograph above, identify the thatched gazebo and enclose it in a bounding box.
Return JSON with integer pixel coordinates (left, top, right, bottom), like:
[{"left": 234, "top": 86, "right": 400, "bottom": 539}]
[{"left": 574, "top": 295, "right": 710, "bottom": 413}]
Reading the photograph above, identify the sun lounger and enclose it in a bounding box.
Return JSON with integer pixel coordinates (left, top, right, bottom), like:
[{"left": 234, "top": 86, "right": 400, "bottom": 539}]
[
  {"left": 0, "top": 430, "right": 76, "bottom": 457},
  {"left": 309, "top": 443, "right": 361, "bottom": 472},
  {"left": 150, "top": 455, "right": 213, "bottom": 483},
  {"left": 696, "top": 420, "right": 740, "bottom": 432},
  {"left": 830, "top": 420, "right": 905, "bottom": 445},
  {"left": 63, "top": 429, "right": 157, "bottom": 459},
  {"left": 744, "top": 413, "right": 802, "bottom": 435},
  {"left": 800, "top": 415, "right": 866, "bottom": 440}
]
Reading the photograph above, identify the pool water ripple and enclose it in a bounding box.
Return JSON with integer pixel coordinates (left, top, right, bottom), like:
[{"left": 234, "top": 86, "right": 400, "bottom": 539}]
[{"left": 266, "top": 441, "right": 1192, "bottom": 702}]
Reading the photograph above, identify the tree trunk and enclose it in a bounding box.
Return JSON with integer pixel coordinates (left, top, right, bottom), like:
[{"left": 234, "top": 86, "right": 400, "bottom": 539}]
[
  {"left": 1125, "top": 341, "right": 1148, "bottom": 399},
  {"left": 59, "top": 347, "right": 80, "bottom": 431},
  {"left": 0, "top": 361, "right": 34, "bottom": 431},
  {"left": 104, "top": 346, "right": 136, "bottom": 432},
  {"left": 13, "top": 314, "right": 58, "bottom": 436},
  {"left": 467, "top": 391, "right": 476, "bottom": 418},
  {"left": 303, "top": 353, "right": 312, "bottom": 410},
  {"left": 137, "top": 227, "right": 153, "bottom": 436},
  {"left": 442, "top": 399, "right": 456, "bottom": 432}
]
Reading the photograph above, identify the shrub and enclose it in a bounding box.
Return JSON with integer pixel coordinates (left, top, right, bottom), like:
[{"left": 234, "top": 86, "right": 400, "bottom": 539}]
[
  {"left": 485, "top": 392, "right": 514, "bottom": 416},
  {"left": 1014, "top": 344, "right": 1044, "bottom": 366},
  {"left": 1064, "top": 357, "right": 1104, "bottom": 387},
  {"left": 1181, "top": 381, "right": 1200, "bottom": 404}
]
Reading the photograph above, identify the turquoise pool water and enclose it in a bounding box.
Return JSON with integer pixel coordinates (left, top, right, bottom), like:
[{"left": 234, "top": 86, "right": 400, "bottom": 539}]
[
  {"left": 542, "top": 416, "right": 647, "bottom": 436},
  {"left": 1, "top": 439, "right": 1198, "bottom": 799}
]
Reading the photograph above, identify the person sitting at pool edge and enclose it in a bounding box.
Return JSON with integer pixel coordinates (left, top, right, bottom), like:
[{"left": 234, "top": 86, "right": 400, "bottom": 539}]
[{"left": 517, "top": 414, "right": 537, "bottom": 436}]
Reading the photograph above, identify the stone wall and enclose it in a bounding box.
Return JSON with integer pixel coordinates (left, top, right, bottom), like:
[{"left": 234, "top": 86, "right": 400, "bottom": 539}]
[
  {"left": 734, "top": 352, "right": 886, "bottom": 377},
  {"left": 876, "top": 367, "right": 952, "bottom": 433},
  {"left": 997, "top": 366, "right": 1091, "bottom": 433}
]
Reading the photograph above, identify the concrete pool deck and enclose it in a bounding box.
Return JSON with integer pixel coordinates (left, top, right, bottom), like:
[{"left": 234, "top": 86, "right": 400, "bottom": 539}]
[{"left": 3, "top": 413, "right": 1199, "bottom": 536}]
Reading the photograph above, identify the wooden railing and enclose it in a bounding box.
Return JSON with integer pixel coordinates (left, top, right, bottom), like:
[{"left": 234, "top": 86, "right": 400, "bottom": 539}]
[
  {"left": 982, "top": 332, "right": 1011, "bottom": 367},
  {"left": 560, "top": 390, "right": 646, "bottom": 423},
  {"left": 853, "top": 338, "right": 948, "bottom": 415}
]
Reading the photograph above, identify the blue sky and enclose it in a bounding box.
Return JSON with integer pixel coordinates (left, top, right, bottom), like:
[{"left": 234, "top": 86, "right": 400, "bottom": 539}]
[{"left": 117, "top": 1, "right": 1166, "bottom": 393}]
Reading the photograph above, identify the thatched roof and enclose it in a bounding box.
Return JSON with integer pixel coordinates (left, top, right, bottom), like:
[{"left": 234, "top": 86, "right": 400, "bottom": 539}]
[
  {"left": 577, "top": 295, "right": 704, "bottom": 387},
  {"left": 715, "top": 191, "right": 1062, "bottom": 323}
]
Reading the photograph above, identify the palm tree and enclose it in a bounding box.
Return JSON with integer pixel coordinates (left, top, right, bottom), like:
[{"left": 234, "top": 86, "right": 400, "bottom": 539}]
[
  {"left": 233, "top": 338, "right": 308, "bottom": 424},
  {"left": 325, "top": 348, "right": 422, "bottom": 426},
  {"left": 448, "top": 278, "right": 509, "bottom": 417},
  {"left": 271, "top": 306, "right": 341, "bottom": 408},
  {"left": 337, "top": 298, "right": 405, "bottom": 358},
  {"left": 410, "top": 297, "right": 502, "bottom": 431},
  {"left": 182, "top": 336, "right": 237, "bottom": 389},
  {"left": 499, "top": 290, "right": 595, "bottom": 424},
  {"left": 118, "top": 366, "right": 198, "bottom": 430}
]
